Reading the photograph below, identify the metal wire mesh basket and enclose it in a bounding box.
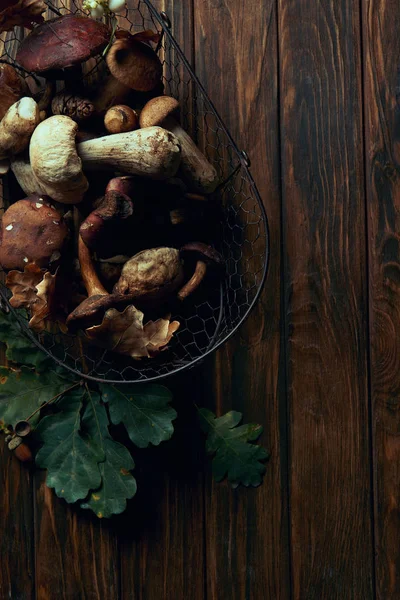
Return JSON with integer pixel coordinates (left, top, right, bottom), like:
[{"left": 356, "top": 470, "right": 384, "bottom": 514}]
[{"left": 0, "top": 0, "right": 269, "bottom": 383}]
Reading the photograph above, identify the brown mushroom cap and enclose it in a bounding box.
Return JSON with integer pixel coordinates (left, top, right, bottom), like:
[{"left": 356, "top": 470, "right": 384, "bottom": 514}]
[
  {"left": 139, "top": 96, "right": 180, "bottom": 128},
  {"left": 106, "top": 31, "right": 162, "bottom": 93},
  {"left": 0, "top": 194, "right": 68, "bottom": 270},
  {"left": 0, "top": 64, "right": 25, "bottom": 121},
  {"left": 16, "top": 15, "right": 110, "bottom": 73},
  {"left": 66, "top": 291, "right": 133, "bottom": 331}
]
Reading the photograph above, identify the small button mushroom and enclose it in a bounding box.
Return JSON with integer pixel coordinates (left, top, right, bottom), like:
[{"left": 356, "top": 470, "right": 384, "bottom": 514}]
[
  {"left": 30, "top": 115, "right": 89, "bottom": 204},
  {"left": 0, "top": 64, "right": 25, "bottom": 121},
  {"left": 0, "top": 194, "right": 68, "bottom": 270},
  {"left": 16, "top": 15, "right": 110, "bottom": 74},
  {"left": 104, "top": 105, "right": 139, "bottom": 134},
  {"left": 106, "top": 30, "right": 162, "bottom": 93},
  {"left": 0, "top": 98, "right": 40, "bottom": 160},
  {"left": 113, "top": 247, "right": 184, "bottom": 304},
  {"left": 178, "top": 242, "right": 224, "bottom": 300},
  {"left": 79, "top": 188, "right": 134, "bottom": 256},
  {"left": 140, "top": 96, "right": 219, "bottom": 194}
]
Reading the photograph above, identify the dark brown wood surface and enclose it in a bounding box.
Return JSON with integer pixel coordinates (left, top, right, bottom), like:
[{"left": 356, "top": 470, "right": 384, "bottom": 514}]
[{"left": 2, "top": 0, "right": 400, "bottom": 598}]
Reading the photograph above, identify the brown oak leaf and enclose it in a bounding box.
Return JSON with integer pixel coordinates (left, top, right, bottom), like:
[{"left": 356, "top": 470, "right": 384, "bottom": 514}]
[
  {"left": 29, "top": 270, "right": 61, "bottom": 333},
  {"left": 86, "top": 305, "right": 180, "bottom": 359},
  {"left": 0, "top": 0, "right": 46, "bottom": 34},
  {"left": 6, "top": 263, "right": 43, "bottom": 308}
]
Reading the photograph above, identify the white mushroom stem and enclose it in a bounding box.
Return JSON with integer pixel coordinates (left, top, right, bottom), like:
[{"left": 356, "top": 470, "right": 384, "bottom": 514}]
[
  {"left": 77, "top": 126, "right": 182, "bottom": 180},
  {"left": 162, "top": 116, "right": 219, "bottom": 194},
  {"left": 10, "top": 153, "right": 47, "bottom": 196},
  {"left": 30, "top": 115, "right": 89, "bottom": 204},
  {"left": 0, "top": 98, "right": 40, "bottom": 160},
  {"left": 0, "top": 159, "right": 10, "bottom": 175}
]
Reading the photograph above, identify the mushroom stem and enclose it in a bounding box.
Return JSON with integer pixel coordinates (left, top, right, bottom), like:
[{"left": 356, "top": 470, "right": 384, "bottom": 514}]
[
  {"left": 78, "top": 235, "right": 108, "bottom": 297},
  {"left": 177, "top": 260, "right": 207, "bottom": 300},
  {"left": 163, "top": 116, "right": 219, "bottom": 194}
]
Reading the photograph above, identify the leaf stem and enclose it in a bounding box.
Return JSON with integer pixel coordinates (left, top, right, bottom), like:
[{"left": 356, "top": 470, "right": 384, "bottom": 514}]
[{"left": 24, "top": 380, "right": 82, "bottom": 423}]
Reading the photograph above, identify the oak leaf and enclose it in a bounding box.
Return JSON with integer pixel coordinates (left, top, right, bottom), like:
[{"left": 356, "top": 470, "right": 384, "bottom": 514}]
[{"left": 0, "top": 0, "right": 46, "bottom": 33}]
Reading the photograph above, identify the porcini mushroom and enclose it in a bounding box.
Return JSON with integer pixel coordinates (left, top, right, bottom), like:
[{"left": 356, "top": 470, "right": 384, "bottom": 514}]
[
  {"left": 80, "top": 188, "right": 133, "bottom": 255},
  {"left": 0, "top": 64, "right": 25, "bottom": 121},
  {"left": 16, "top": 15, "right": 110, "bottom": 74},
  {"left": 77, "top": 126, "right": 181, "bottom": 180},
  {"left": 113, "top": 247, "right": 184, "bottom": 303},
  {"left": 177, "top": 242, "right": 224, "bottom": 300},
  {"left": 30, "top": 115, "right": 89, "bottom": 204},
  {"left": 10, "top": 152, "right": 47, "bottom": 196},
  {"left": 0, "top": 98, "right": 40, "bottom": 159},
  {"left": 104, "top": 105, "right": 139, "bottom": 134},
  {"left": 140, "top": 96, "right": 219, "bottom": 194},
  {"left": 66, "top": 236, "right": 137, "bottom": 330},
  {"left": 0, "top": 194, "right": 68, "bottom": 270},
  {"left": 106, "top": 30, "right": 162, "bottom": 93}
]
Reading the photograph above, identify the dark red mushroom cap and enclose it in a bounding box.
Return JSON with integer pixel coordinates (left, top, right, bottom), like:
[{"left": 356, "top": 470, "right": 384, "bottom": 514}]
[{"left": 16, "top": 15, "right": 110, "bottom": 73}]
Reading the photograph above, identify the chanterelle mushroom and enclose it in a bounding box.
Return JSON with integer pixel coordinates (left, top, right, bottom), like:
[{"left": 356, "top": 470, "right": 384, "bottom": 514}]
[
  {"left": 140, "top": 96, "right": 219, "bottom": 194},
  {"left": 106, "top": 30, "right": 162, "bottom": 93},
  {"left": 16, "top": 15, "right": 110, "bottom": 74},
  {"left": 30, "top": 115, "right": 89, "bottom": 204},
  {"left": 0, "top": 194, "right": 68, "bottom": 270},
  {"left": 0, "top": 98, "right": 40, "bottom": 160},
  {"left": 113, "top": 247, "right": 184, "bottom": 304}
]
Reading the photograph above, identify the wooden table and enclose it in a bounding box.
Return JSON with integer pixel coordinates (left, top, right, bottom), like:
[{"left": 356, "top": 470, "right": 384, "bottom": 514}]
[{"left": 1, "top": 0, "right": 400, "bottom": 598}]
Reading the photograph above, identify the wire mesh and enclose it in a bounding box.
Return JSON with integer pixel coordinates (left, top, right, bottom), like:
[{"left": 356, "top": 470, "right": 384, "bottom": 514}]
[{"left": 0, "top": 0, "right": 269, "bottom": 383}]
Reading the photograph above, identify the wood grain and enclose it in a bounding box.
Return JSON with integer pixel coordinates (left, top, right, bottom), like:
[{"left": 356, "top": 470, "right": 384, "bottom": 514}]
[
  {"left": 194, "top": 1, "right": 289, "bottom": 598},
  {"left": 363, "top": 0, "right": 400, "bottom": 597},
  {"left": 279, "top": 0, "right": 374, "bottom": 597}
]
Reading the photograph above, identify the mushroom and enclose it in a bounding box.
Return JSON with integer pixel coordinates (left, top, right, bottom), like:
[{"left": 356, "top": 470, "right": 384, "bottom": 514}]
[
  {"left": 79, "top": 188, "right": 133, "bottom": 255},
  {"left": 76, "top": 126, "right": 181, "bottom": 180},
  {"left": 177, "top": 242, "right": 224, "bottom": 300},
  {"left": 104, "top": 105, "right": 139, "bottom": 134},
  {"left": 16, "top": 15, "right": 110, "bottom": 74},
  {"left": 0, "top": 194, "right": 68, "bottom": 270},
  {"left": 30, "top": 115, "right": 89, "bottom": 204},
  {"left": 140, "top": 97, "right": 219, "bottom": 194},
  {"left": 0, "top": 159, "right": 9, "bottom": 175},
  {"left": 113, "top": 247, "right": 184, "bottom": 304},
  {"left": 0, "top": 98, "right": 40, "bottom": 160},
  {"left": 91, "top": 75, "right": 133, "bottom": 115},
  {"left": 0, "top": 64, "right": 26, "bottom": 121},
  {"left": 106, "top": 30, "right": 162, "bottom": 93},
  {"left": 66, "top": 236, "right": 137, "bottom": 330},
  {"left": 10, "top": 152, "right": 47, "bottom": 196}
]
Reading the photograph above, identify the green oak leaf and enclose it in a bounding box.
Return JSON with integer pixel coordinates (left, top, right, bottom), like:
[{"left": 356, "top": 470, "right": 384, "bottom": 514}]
[
  {"left": 198, "top": 409, "right": 269, "bottom": 488},
  {"left": 0, "top": 365, "right": 72, "bottom": 428},
  {"left": 0, "top": 308, "right": 50, "bottom": 371},
  {"left": 100, "top": 384, "right": 176, "bottom": 448},
  {"left": 35, "top": 388, "right": 104, "bottom": 503},
  {"left": 81, "top": 391, "right": 136, "bottom": 518}
]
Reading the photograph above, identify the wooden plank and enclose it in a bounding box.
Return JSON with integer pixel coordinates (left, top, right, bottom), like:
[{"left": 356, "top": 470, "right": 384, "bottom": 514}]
[
  {"left": 118, "top": 3, "right": 206, "bottom": 599},
  {"left": 279, "top": 0, "right": 374, "bottom": 597},
  {"left": 0, "top": 442, "right": 35, "bottom": 600},
  {"left": 34, "top": 481, "right": 119, "bottom": 600},
  {"left": 362, "top": 0, "right": 400, "bottom": 597},
  {"left": 193, "top": 1, "right": 289, "bottom": 598}
]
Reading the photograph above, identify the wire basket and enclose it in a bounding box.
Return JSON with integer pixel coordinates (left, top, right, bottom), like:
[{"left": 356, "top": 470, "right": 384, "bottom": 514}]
[{"left": 0, "top": 0, "right": 269, "bottom": 384}]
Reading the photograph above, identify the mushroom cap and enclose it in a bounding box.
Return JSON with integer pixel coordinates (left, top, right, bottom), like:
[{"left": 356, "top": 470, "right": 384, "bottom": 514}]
[
  {"left": 139, "top": 96, "right": 180, "bottom": 128},
  {"left": 30, "top": 115, "right": 89, "bottom": 204},
  {"left": 66, "top": 291, "right": 132, "bottom": 330},
  {"left": 0, "top": 64, "right": 25, "bottom": 121},
  {"left": 0, "top": 194, "right": 68, "bottom": 270},
  {"left": 113, "top": 246, "right": 184, "bottom": 301},
  {"left": 180, "top": 242, "right": 224, "bottom": 267},
  {"left": 106, "top": 31, "right": 162, "bottom": 92},
  {"left": 16, "top": 15, "right": 110, "bottom": 73}
]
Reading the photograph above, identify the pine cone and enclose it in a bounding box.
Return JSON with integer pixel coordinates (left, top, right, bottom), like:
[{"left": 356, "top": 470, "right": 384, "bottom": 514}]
[{"left": 51, "top": 92, "right": 95, "bottom": 123}]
